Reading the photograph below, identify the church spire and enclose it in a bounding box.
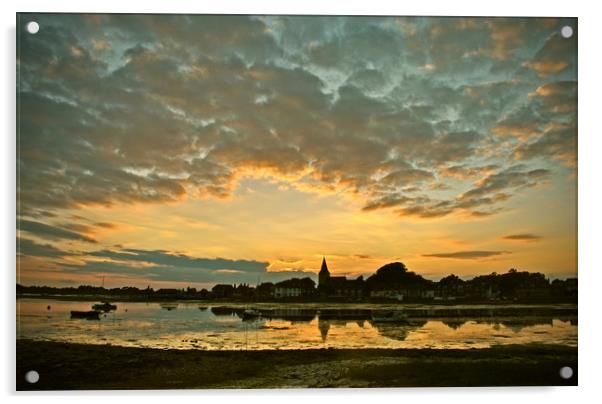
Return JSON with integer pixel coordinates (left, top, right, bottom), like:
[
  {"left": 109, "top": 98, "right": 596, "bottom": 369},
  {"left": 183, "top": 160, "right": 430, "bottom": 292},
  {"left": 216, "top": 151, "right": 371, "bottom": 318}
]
[
  {"left": 320, "top": 257, "right": 329, "bottom": 274},
  {"left": 319, "top": 256, "right": 330, "bottom": 287}
]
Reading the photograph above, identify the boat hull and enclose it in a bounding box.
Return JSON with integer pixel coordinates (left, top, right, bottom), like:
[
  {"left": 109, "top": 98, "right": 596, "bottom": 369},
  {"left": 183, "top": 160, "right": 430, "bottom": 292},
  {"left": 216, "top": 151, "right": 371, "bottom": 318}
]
[
  {"left": 92, "top": 303, "right": 117, "bottom": 312},
  {"left": 70, "top": 310, "right": 100, "bottom": 320}
]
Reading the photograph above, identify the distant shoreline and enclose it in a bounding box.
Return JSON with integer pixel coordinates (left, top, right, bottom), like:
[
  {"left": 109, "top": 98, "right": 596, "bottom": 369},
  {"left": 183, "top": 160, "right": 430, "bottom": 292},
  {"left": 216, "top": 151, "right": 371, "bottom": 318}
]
[
  {"left": 16, "top": 340, "right": 577, "bottom": 389},
  {"left": 16, "top": 293, "right": 578, "bottom": 305}
]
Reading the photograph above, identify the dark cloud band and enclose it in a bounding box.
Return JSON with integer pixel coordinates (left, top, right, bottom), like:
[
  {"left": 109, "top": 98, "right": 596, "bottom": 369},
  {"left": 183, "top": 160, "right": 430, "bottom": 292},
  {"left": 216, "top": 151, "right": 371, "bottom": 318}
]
[{"left": 423, "top": 251, "right": 509, "bottom": 259}]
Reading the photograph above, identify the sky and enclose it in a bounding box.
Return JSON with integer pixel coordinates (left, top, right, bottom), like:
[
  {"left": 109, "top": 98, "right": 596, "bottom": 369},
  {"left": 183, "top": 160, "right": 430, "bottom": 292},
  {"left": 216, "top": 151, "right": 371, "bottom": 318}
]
[{"left": 17, "top": 14, "right": 577, "bottom": 289}]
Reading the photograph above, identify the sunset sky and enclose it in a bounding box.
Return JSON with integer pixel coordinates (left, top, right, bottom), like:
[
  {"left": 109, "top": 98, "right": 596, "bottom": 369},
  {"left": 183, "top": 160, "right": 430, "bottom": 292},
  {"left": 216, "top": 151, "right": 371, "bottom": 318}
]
[{"left": 17, "top": 15, "right": 577, "bottom": 289}]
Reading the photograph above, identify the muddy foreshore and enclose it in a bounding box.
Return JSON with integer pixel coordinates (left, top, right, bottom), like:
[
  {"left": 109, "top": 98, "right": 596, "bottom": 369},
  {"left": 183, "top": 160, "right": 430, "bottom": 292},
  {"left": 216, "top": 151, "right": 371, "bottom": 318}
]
[{"left": 16, "top": 340, "right": 577, "bottom": 390}]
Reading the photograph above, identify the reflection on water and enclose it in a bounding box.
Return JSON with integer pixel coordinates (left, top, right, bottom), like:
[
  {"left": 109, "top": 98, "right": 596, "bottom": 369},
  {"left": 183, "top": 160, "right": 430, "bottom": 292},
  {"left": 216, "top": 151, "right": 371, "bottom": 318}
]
[{"left": 16, "top": 299, "right": 577, "bottom": 350}]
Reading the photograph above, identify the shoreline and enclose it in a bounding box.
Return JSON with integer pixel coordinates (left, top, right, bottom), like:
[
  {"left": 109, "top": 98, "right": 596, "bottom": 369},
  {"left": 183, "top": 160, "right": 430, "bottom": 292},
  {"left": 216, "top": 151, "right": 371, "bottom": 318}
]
[
  {"left": 16, "top": 294, "right": 578, "bottom": 307},
  {"left": 16, "top": 340, "right": 577, "bottom": 390},
  {"left": 17, "top": 294, "right": 578, "bottom": 305}
]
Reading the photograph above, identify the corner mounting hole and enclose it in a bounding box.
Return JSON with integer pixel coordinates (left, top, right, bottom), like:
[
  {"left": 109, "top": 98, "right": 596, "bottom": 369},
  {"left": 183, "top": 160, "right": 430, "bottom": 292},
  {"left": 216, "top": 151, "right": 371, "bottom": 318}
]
[
  {"left": 25, "top": 370, "right": 39, "bottom": 383},
  {"left": 561, "top": 26, "right": 573, "bottom": 39},
  {"left": 26, "top": 21, "right": 39, "bottom": 34},
  {"left": 559, "top": 366, "right": 573, "bottom": 379}
]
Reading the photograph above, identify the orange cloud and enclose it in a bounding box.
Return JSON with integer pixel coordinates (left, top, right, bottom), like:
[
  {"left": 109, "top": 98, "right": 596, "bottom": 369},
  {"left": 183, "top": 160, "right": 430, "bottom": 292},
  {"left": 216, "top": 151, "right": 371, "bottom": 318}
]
[
  {"left": 502, "top": 234, "right": 542, "bottom": 242},
  {"left": 91, "top": 39, "right": 111, "bottom": 50},
  {"left": 423, "top": 251, "right": 510, "bottom": 259},
  {"left": 523, "top": 60, "right": 569, "bottom": 78},
  {"left": 491, "top": 124, "right": 541, "bottom": 140}
]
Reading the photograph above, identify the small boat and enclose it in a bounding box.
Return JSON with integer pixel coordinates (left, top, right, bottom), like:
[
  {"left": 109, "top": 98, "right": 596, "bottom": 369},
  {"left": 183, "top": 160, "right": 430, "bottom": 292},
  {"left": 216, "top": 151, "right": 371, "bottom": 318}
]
[
  {"left": 92, "top": 302, "right": 117, "bottom": 312},
  {"left": 371, "top": 311, "right": 408, "bottom": 323},
  {"left": 70, "top": 310, "right": 101, "bottom": 320},
  {"left": 160, "top": 303, "right": 179, "bottom": 311},
  {"left": 242, "top": 309, "right": 261, "bottom": 320}
]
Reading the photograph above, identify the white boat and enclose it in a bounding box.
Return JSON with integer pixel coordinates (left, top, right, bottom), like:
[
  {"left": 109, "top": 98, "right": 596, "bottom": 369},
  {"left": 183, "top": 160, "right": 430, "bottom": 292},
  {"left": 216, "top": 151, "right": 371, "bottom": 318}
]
[{"left": 371, "top": 311, "right": 408, "bottom": 323}]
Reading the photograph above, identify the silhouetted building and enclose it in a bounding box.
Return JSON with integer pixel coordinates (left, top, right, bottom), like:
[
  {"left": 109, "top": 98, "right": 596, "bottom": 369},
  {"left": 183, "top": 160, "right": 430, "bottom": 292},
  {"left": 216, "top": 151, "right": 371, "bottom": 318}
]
[
  {"left": 256, "top": 282, "right": 274, "bottom": 298},
  {"left": 233, "top": 283, "right": 255, "bottom": 298},
  {"left": 155, "top": 288, "right": 181, "bottom": 298},
  {"left": 318, "top": 257, "right": 365, "bottom": 299},
  {"left": 318, "top": 257, "right": 330, "bottom": 287},
  {"left": 212, "top": 284, "right": 235, "bottom": 298},
  {"left": 370, "top": 289, "right": 404, "bottom": 301},
  {"left": 272, "top": 277, "right": 315, "bottom": 298}
]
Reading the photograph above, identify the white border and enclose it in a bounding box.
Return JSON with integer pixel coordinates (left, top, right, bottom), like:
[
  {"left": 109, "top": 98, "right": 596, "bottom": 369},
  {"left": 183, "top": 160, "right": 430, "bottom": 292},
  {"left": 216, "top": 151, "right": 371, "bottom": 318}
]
[
  {"left": 5, "top": 0, "right": 585, "bottom": 16},
  {"left": 3, "top": 0, "right": 601, "bottom": 403}
]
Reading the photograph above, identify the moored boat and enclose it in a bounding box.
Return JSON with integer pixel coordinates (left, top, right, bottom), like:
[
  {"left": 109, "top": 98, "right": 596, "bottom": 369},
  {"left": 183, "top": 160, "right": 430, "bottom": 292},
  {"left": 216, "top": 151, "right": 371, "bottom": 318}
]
[
  {"left": 70, "top": 310, "right": 101, "bottom": 320},
  {"left": 242, "top": 308, "right": 261, "bottom": 320},
  {"left": 160, "top": 303, "right": 179, "bottom": 311},
  {"left": 92, "top": 302, "right": 117, "bottom": 312},
  {"left": 371, "top": 310, "right": 408, "bottom": 323}
]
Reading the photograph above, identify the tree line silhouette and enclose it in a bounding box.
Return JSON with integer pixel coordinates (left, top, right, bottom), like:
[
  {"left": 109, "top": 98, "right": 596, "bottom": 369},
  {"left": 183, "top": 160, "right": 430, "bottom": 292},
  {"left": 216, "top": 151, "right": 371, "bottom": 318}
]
[{"left": 17, "top": 262, "right": 577, "bottom": 303}]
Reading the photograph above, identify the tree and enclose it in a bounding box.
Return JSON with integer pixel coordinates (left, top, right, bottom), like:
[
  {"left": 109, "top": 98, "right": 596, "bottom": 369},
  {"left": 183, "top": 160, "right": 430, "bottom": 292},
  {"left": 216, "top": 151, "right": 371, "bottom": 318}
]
[
  {"left": 439, "top": 274, "right": 464, "bottom": 286},
  {"left": 366, "top": 262, "right": 430, "bottom": 290}
]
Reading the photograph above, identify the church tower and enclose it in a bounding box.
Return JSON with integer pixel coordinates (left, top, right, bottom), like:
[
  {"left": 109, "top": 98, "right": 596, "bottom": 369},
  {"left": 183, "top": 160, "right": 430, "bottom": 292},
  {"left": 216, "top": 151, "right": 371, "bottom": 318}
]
[{"left": 319, "top": 257, "right": 330, "bottom": 287}]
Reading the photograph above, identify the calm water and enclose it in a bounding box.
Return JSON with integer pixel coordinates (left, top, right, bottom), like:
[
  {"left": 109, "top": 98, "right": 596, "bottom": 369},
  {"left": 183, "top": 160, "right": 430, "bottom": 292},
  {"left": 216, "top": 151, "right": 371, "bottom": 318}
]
[{"left": 16, "top": 298, "right": 577, "bottom": 350}]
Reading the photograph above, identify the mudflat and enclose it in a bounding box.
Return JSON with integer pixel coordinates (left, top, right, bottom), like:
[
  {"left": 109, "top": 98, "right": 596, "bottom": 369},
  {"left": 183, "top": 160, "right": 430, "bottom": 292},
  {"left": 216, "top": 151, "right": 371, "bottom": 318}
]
[{"left": 16, "top": 340, "right": 577, "bottom": 390}]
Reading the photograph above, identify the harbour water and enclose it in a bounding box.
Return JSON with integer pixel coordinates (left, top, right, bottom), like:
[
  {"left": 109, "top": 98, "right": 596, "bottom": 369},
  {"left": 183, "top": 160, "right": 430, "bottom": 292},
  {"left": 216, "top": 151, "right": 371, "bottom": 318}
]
[{"left": 16, "top": 298, "right": 577, "bottom": 350}]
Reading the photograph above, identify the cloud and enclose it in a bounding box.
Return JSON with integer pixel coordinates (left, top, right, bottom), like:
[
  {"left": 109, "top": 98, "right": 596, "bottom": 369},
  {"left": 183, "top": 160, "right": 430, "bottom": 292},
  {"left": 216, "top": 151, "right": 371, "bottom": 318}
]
[
  {"left": 528, "top": 81, "right": 576, "bottom": 121},
  {"left": 17, "top": 15, "right": 575, "bottom": 225},
  {"left": 486, "top": 19, "right": 527, "bottom": 60},
  {"left": 420, "top": 130, "right": 483, "bottom": 165},
  {"left": 362, "top": 165, "right": 548, "bottom": 219},
  {"left": 491, "top": 106, "right": 544, "bottom": 140},
  {"left": 276, "top": 257, "right": 302, "bottom": 264},
  {"left": 19, "top": 219, "right": 97, "bottom": 243},
  {"left": 440, "top": 164, "right": 499, "bottom": 180},
  {"left": 423, "top": 251, "right": 509, "bottom": 259},
  {"left": 513, "top": 123, "right": 576, "bottom": 166},
  {"left": 17, "top": 237, "right": 72, "bottom": 258},
  {"left": 529, "top": 81, "right": 576, "bottom": 99},
  {"left": 91, "top": 38, "right": 110, "bottom": 50},
  {"left": 94, "top": 222, "right": 117, "bottom": 229},
  {"left": 459, "top": 166, "right": 550, "bottom": 201},
  {"left": 362, "top": 194, "right": 413, "bottom": 212},
  {"left": 522, "top": 31, "right": 576, "bottom": 78},
  {"left": 58, "top": 247, "right": 316, "bottom": 285},
  {"left": 89, "top": 248, "right": 270, "bottom": 273},
  {"left": 523, "top": 60, "right": 569, "bottom": 78},
  {"left": 502, "top": 234, "right": 542, "bottom": 241}
]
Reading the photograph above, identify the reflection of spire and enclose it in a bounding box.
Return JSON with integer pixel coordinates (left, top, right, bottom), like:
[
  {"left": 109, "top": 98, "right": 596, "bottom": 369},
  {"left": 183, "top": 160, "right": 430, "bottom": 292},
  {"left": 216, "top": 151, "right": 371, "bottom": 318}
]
[{"left": 318, "top": 318, "right": 330, "bottom": 342}]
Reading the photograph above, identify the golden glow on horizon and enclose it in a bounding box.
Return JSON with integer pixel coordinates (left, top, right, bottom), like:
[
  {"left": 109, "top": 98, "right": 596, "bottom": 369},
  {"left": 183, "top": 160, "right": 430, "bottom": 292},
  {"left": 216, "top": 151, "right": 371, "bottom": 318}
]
[{"left": 18, "top": 171, "right": 577, "bottom": 288}]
